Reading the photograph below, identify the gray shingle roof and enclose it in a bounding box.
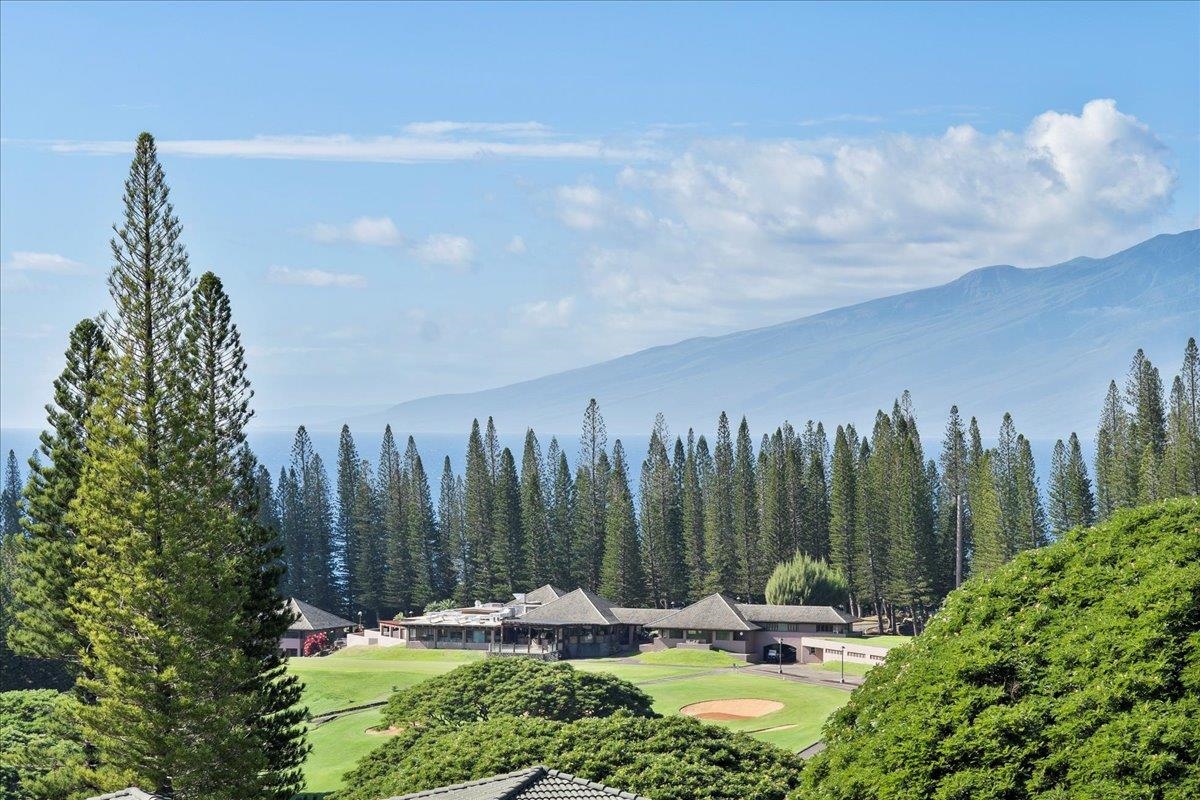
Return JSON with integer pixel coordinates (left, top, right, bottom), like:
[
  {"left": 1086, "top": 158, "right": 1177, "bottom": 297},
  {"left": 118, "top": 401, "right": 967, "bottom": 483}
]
[
  {"left": 647, "top": 593, "right": 760, "bottom": 632},
  {"left": 387, "top": 766, "right": 649, "bottom": 799},
  {"left": 609, "top": 607, "right": 668, "bottom": 625},
  {"left": 507, "top": 584, "right": 569, "bottom": 606},
  {"left": 516, "top": 588, "right": 621, "bottom": 626},
  {"left": 287, "top": 597, "right": 356, "bottom": 631},
  {"left": 736, "top": 603, "right": 856, "bottom": 626},
  {"left": 86, "top": 789, "right": 163, "bottom": 800}
]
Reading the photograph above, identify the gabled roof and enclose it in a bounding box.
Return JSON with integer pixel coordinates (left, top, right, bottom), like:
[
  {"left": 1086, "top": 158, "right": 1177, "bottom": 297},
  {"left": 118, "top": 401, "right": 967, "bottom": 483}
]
[
  {"left": 287, "top": 597, "right": 355, "bottom": 631},
  {"left": 387, "top": 765, "right": 650, "bottom": 799},
  {"left": 648, "top": 593, "right": 760, "bottom": 632},
  {"left": 86, "top": 789, "right": 163, "bottom": 800},
  {"left": 736, "top": 604, "right": 856, "bottom": 626},
  {"left": 508, "top": 584, "right": 569, "bottom": 606},
  {"left": 516, "top": 587, "right": 621, "bottom": 626},
  {"left": 610, "top": 607, "right": 668, "bottom": 625}
]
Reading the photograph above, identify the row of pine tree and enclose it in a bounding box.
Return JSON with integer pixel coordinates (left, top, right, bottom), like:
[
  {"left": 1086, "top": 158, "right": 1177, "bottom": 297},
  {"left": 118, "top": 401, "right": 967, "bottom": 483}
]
[{"left": 250, "top": 338, "right": 1198, "bottom": 631}]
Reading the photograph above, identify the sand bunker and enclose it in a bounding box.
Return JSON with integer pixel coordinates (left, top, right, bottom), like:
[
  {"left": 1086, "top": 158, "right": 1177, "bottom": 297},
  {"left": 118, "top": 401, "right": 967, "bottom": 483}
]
[{"left": 680, "top": 698, "right": 784, "bottom": 720}]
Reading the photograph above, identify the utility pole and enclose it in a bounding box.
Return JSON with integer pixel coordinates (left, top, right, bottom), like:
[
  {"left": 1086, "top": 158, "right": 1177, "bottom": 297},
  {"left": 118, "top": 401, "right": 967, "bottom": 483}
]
[{"left": 954, "top": 493, "right": 963, "bottom": 588}]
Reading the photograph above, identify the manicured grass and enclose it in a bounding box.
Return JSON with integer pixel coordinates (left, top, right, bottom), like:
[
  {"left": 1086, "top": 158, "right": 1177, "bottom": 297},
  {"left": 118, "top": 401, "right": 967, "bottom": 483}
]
[
  {"left": 858, "top": 635, "right": 913, "bottom": 649},
  {"left": 640, "top": 672, "right": 849, "bottom": 751},
  {"left": 303, "top": 707, "right": 387, "bottom": 794},
  {"left": 633, "top": 648, "right": 746, "bottom": 668},
  {"left": 817, "top": 659, "right": 875, "bottom": 677},
  {"left": 293, "top": 647, "right": 851, "bottom": 793},
  {"left": 289, "top": 647, "right": 483, "bottom": 715}
]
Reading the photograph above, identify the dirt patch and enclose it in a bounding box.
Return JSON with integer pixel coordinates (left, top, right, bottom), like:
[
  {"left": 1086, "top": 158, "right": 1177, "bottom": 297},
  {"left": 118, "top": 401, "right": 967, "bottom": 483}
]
[
  {"left": 365, "top": 725, "right": 403, "bottom": 735},
  {"left": 680, "top": 698, "right": 784, "bottom": 720}
]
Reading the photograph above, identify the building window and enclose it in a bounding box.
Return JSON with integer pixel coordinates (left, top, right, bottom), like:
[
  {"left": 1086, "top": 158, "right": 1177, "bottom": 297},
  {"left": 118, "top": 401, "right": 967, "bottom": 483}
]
[
  {"left": 732, "top": 630, "right": 746, "bottom": 641},
  {"left": 848, "top": 651, "right": 865, "bottom": 659},
  {"left": 870, "top": 654, "right": 885, "bottom": 662},
  {"left": 816, "top": 624, "right": 833, "bottom": 632},
  {"left": 715, "top": 630, "right": 730, "bottom": 641}
]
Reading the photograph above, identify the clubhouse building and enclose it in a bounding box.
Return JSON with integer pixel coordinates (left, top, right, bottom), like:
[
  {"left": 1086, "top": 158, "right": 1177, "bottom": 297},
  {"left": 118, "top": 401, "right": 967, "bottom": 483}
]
[{"left": 365, "top": 585, "right": 857, "bottom": 663}]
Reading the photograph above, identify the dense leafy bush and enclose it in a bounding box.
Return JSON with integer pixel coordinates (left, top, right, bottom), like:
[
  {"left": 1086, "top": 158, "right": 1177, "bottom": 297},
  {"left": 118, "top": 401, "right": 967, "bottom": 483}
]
[
  {"left": 0, "top": 690, "right": 85, "bottom": 800},
  {"left": 381, "top": 658, "right": 656, "bottom": 728},
  {"left": 335, "top": 714, "right": 805, "bottom": 800},
  {"left": 796, "top": 499, "right": 1200, "bottom": 800},
  {"left": 765, "top": 552, "right": 848, "bottom": 607}
]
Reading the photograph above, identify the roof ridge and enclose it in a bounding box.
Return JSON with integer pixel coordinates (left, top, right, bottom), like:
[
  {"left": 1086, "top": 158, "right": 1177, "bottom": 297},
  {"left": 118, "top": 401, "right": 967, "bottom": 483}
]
[{"left": 386, "top": 766, "right": 546, "bottom": 799}]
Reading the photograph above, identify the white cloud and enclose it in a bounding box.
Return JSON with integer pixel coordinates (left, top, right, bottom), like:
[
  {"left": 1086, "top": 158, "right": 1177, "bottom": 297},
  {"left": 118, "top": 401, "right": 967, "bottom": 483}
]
[
  {"left": 402, "top": 121, "right": 551, "bottom": 137},
  {"left": 2, "top": 251, "right": 85, "bottom": 272},
  {"left": 413, "top": 234, "right": 475, "bottom": 266},
  {"left": 505, "top": 235, "right": 527, "bottom": 255},
  {"left": 796, "top": 114, "right": 883, "bottom": 127},
  {"left": 517, "top": 296, "right": 576, "bottom": 328},
  {"left": 559, "top": 99, "right": 1176, "bottom": 344},
  {"left": 267, "top": 266, "right": 367, "bottom": 288},
  {"left": 309, "top": 216, "right": 402, "bottom": 246},
  {"left": 47, "top": 133, "right": 655, "bottom": 163}
]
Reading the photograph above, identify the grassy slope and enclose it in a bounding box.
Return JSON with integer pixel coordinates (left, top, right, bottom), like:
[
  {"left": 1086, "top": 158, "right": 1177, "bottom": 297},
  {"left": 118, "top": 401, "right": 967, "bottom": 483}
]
[
  {"left": 290, "top": 647, "right": 483, "bottom": 715},
  {"left": 296, "top": 649, "right": 851, "bottom": 793}
]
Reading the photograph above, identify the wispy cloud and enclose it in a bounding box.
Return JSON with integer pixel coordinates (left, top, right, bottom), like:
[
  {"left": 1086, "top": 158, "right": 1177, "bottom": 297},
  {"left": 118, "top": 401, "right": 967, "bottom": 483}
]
[
  {"left": 413, "top": 234, "right": 475, "bottom": 266},
  {"left": 401, "top": 121, "right": 551, "bottom": 137},
  {"left": 2, "top": 251, "right": 86, "bottom": 272},
  {"left": 796, "top": 113, "right": 883, "bottom": 127},
  {"left": 505, "top": 235, "right": 527, "bottom": 255},
  {"left": 309, "top": 216, "right": 402, "bottom": 246},
  {"left": 267, "top": 266, "right": 367, "bottom": 288},
  {"left": 45, "top": 133, "right": 655, "bottom": 163},
  {"left": 516, "top": 296, "right": 576, "bottom": 328}
]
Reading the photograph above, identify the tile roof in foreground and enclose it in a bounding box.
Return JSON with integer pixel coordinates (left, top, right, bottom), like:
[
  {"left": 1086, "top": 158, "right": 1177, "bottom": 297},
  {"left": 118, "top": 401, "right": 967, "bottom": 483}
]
[
  {"left": 287, "top": 597, "right": 356, "bottom": 631},
  {"left": 86, "top": 789, "right": 164, "bottom": 800},
  {"left": 386, "top": 765, "right": 650, "bottom": 799}
]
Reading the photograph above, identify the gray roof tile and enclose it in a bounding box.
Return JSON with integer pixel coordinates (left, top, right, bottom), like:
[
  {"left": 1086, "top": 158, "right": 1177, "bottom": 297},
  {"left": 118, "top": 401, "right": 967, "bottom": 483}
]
[
  {"left": 516, "top": 588, "right": 622, "bottom": 626},
  {"left": 736, "top": 603, "right": 856, "bottom": 625},
  {"left": 648, "top": 593, "right": 760, "bottom": 632},
  {"left": 287, "top": 597, "right": 356, "bottom": 631},
  {"left": 86, "top": 789, "right": 163, "bottom": 800},
  {"left": 387, "top": 766, "right": 650, "bottom": 800}
]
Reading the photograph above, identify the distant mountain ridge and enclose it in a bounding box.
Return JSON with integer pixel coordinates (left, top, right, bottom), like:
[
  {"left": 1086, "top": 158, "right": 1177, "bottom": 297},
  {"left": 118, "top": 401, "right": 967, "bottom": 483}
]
[{"left": 355, "top": 230, "right": 1199, "bottom": 438}]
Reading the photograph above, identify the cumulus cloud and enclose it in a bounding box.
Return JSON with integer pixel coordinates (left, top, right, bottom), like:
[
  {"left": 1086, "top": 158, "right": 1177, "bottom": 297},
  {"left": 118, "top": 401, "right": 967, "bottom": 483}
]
[
  {"left": 560, "top": 99, "right": 1176, "bottom": 341},
  {"left": 309, "top": 216, "right": 402, "bottom": 246},
  {"left": 517, "top": 296, "right": 576, "bottom": 328},
  {"left": 267, "top": 266, "right": 367, "bottom": 288},
  {"left": 2, "top": 251, "right": 85, "bottom": 272},
  {"left": 505, "top": 235, "right": 527, "bottom": 255},
  {"left": 413, "top": 234, "right": 475, "bottom": 266}
]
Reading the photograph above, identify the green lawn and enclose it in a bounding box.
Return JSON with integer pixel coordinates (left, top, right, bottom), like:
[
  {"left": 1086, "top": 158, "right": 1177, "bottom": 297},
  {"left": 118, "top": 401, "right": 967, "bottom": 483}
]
[
  {"left": 858, "top": 635, "right": 913, "bottom": 649},
  {"left": 639, "top": 672, "right": 849, "bottom": 751},
  {"left": 817, "top": 659, "right": 876, "bottom": 677},
  {"left": 290, "top": 647, "right": 483, "bottom": 715},
  {"left": 293, "top": 647, "right": 851, "bottom": 794},
  {"left": 303, "top": 708, "right": 387, "bottom": 792},
  {"left": 632, "top": 648, "right": 746, "bottom": 668}
]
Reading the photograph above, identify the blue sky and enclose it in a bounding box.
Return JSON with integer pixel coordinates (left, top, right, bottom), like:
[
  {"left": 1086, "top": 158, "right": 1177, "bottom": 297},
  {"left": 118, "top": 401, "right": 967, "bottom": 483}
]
[{"left": 2, "top": 1, "right": 1197, "bottom": 429}]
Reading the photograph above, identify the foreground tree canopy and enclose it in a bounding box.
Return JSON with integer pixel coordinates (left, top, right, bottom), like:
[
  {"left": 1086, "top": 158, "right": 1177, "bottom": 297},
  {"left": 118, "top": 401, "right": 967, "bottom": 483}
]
[
  {"left": 381, "top": 659, "right": 656, "bottom": 728},
  {"left": 335, "top": 714, "right": 805, "bottom": 800},
  {"left": 798, "top": 498, "right": 1200, "bottom": 800}
]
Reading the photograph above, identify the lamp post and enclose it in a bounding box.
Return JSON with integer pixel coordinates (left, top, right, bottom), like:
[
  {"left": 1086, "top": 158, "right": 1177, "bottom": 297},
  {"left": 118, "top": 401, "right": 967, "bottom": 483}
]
[
  {"left": 777, "top": 636, "right": 784, "bottom": 674},
  {"left": 357, "top": 610, "right": 363, "bottom": 632},
  {"left": 840, "top": 645, "right": 846, "bottom": 684}
]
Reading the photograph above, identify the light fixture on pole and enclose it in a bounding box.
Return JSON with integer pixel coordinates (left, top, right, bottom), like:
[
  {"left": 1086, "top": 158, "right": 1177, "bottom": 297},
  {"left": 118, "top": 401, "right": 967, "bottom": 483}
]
[{"left": 777, "top": 636, "right": 783, "bottom": 675}]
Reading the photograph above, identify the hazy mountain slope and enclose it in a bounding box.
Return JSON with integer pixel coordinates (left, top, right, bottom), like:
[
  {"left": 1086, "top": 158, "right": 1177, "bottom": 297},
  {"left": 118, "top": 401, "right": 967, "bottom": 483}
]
[{"left": 359, "top": 230, "right": 1198, "bottom": 438}]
